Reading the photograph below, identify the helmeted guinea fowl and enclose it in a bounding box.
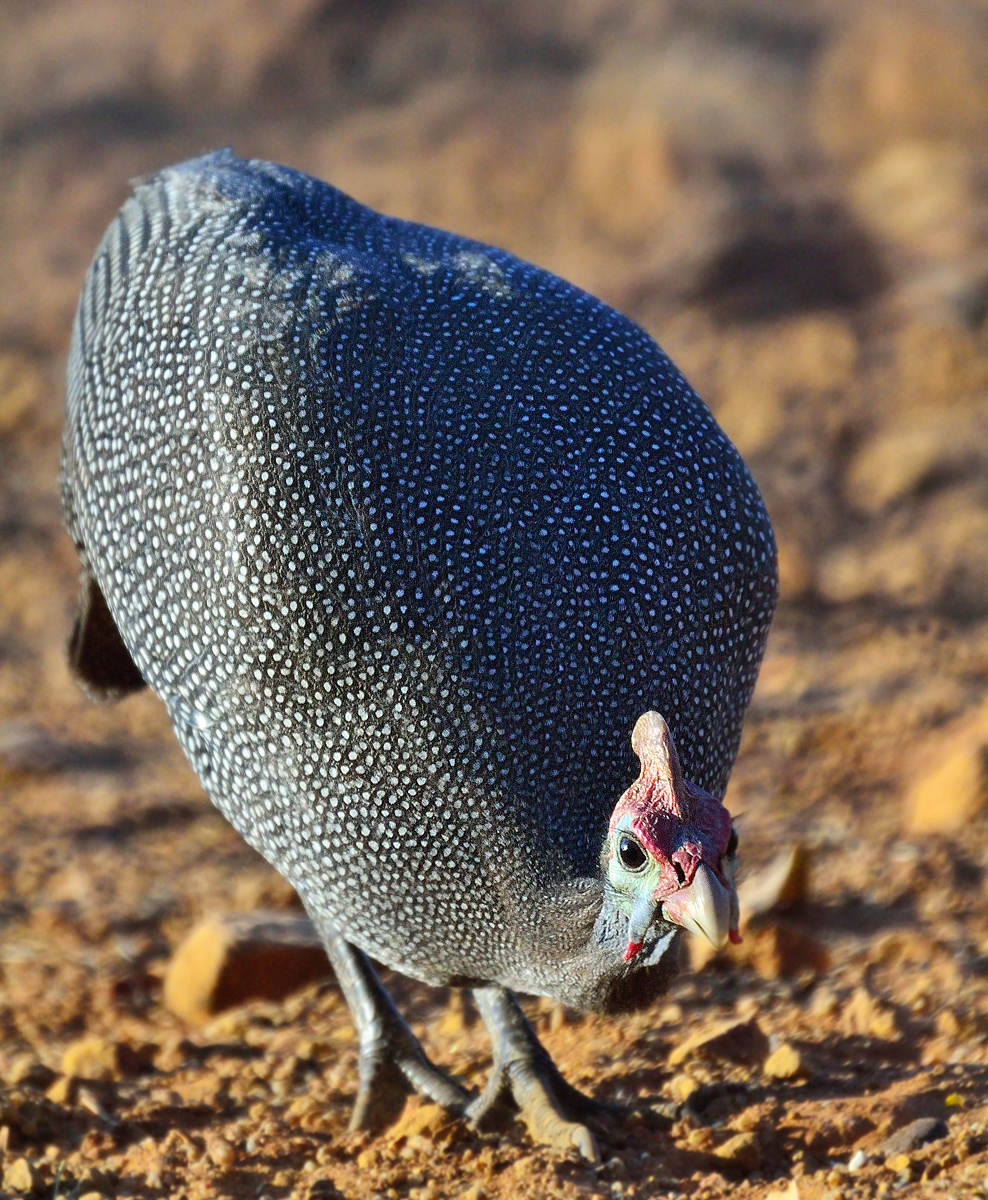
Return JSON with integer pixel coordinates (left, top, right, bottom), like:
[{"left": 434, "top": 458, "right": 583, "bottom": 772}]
[{"left": 62, "top": 150, "right": 777, "bottom": 1160}]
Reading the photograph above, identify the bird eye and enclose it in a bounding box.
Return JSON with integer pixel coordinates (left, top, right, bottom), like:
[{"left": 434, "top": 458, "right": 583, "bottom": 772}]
[
  {"left": 673, "top": 861, "right": 686, "bottom": 886},
  {"left": 726, "top": 828, "right": 738, "bottom": 858},
  {"left": 617, "top": 834, "right": 647, "bottom": 872}
]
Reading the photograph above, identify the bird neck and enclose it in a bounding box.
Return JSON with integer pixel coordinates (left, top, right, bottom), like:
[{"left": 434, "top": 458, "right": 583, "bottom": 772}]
[
  {"left": 516, "top": 875, "right": 680, "bottom": 1014},
  {"left": 531, "top": 876, "right": 606, "bottom": 960}
]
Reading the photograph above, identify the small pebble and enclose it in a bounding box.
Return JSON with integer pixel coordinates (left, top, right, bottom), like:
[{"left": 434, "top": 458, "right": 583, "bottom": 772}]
[
  {"left": 668, "top": 1073, "right": 700, "bottom": 1103},
  {"left": 878, "top": 1117, "right": 949, "bottom": 1157},
  {"left": 207, "top": 1135, "right": 237, "bottom": 1169},
  {"left": 848, "top": 1150, "right": 869, "bottom": 1172},
  {"left": 2, "top": 1157, "right": 36, "bottom": 1193},
  {"left": 714, "top": 1131, "right": 762, "bottom": 1172},
  {"left": 763, "top": 1043, "right": 806, "bottom": 1080}
]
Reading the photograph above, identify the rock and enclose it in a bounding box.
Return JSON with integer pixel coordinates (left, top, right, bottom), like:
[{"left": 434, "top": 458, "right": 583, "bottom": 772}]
[
  {"left": 45, "top": 1077, "right": 77, "bottom": 1105},
  {"left": 842, "top": 988, "right": 899, "bottom": 1040},
  {"left": 296, "top": 1037, "right": 333, "bottom": 1062},
  {"left": 206, "top": 1135, "right": 237, "bottom": 1170},
  {"left": 739, "top": 845, "right": 811, "bottom": 919},
  {"left": 763, "top": 1043, "right": 807, "bottom": 1080},
  {"left": 848, "top": 1149, "right": 869, "bottom": 1171},
  {"left": 764, "top": 1180, "right": 801, "bottom": 1200},
  {"left": 878, "top": 1117, "right": 949, "bottom": 1157},
  {"left": 905, "top": 701, "right": 988, "bottom": 834},
  {"left": 2, "top": 1157, "right": 37, "bottom": 1193},
  {"left": 714, "top": 1131, "right": 762, "bottom": 1172},
  {"left": 153, "top": 1036, "right": 198, "bottom": 1073},
  {"left": 668, "top": 1017, "right": 769, "bottom": 1068},
  {"left": 813, "top": 6, "right": 988, "bottom": 163},
  {"left": 686, "top": 1127, "right": 715, "bottom": 1151},
  {"left": 385, "top": 1100, "right": 454, "bottom": 1142},
  {"left": 668, "top": 1073, "right": 700, "bottom": 1104},
  {"left": 201, "top": 1009, "right": 251, "bottom": 1039},
  {"left": 810, "top": 987, "right": 837, "bottom": 1018},
  {"left": 163, "top": 911, "right": 332, "bottom": 1023},
  {"left": 61, "top": 1036, "right": 145, "bottom": 1082}
]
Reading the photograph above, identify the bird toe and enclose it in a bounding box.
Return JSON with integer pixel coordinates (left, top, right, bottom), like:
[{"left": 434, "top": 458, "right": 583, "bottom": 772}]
[{"left": 516, "top": 1093, "right": 600, "bottom": 1164}]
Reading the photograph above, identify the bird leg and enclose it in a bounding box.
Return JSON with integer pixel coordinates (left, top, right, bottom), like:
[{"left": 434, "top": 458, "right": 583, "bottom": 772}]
[
  {"left": 467, "top": 986, "right": 601, "bottom": 1163},
  {"left": 317, "top": 921, "right": 471, "bottom": 1131}
]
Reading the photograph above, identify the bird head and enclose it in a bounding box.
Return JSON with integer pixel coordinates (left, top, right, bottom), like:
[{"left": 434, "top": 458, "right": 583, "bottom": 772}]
[{"left": 605, "top": 711, "right": 740, "bottom": 963}]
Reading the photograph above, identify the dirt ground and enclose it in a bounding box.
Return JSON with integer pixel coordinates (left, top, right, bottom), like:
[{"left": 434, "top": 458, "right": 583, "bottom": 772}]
[{"left": 2, "top": 1, "right": 988, "bottom": 1197}]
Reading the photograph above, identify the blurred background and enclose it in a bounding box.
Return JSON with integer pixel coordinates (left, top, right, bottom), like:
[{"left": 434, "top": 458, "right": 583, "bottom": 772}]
[
  {"left": 6, "top": 0, "right": 988, "bottom": 642},
  {"left": 0, "top": 2, "right": 987, "bottom": 1196}
]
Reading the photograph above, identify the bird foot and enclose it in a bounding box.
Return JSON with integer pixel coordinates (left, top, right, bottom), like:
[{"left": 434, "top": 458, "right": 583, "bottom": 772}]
[
  {"left": 350, "top": 1031, "right": 470, "bottom": 1133},
  {"left": 312, "top": 919, "right": 471, "bottom": 1133},
  {"left": 468, "top": 986, "right": 602, "bottom": 1163},
  {"left": 350, "top": 1050, "right": 412, "bottom": 1132},
  {"left": 467, "top": 1056, "right": 600, "bottom": 1162}
]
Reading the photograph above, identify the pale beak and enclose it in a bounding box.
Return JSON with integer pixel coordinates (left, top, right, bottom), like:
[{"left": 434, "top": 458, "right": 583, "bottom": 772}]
[{"left": 661, "top": 862, "right": 732, "bottom": 950}]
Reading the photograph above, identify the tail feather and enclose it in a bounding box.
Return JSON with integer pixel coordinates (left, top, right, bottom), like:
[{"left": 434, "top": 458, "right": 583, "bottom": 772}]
[{"left": 68, "top": 571, "right": 146, "bottom": 702}]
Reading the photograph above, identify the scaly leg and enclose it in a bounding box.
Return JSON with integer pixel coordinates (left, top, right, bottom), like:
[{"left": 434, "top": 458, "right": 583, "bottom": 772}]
[
  {"left": 316, "top": 921, "right": 471, "bottom": 1131},
  {"left": 467, "top": 986, "right": 601, "bottom": 1162}
]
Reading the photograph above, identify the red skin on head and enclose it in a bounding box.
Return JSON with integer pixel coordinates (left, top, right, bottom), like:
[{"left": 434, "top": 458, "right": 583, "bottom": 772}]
[
  {"left": 609, "top": 712, "right": 734, "bottom": 895},
  {"left": 609, "top": 713, "right": 738, "bottom": 962},
  {"left": 609, "top": 774, "right": 733, "bottom": 899}
]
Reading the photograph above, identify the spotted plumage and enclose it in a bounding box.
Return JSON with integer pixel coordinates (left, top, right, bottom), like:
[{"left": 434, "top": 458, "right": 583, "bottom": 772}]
[{"left": 63, "top": 150, "right": 776, "bottom": 1150}]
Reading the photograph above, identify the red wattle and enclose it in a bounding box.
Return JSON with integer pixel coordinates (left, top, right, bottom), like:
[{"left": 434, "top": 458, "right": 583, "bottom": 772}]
[
  {"left": 729, "top": 928, "right": 743, "bottom": 945},
  {"left": 623, "top": 940, "right": 643, "bottom": 962}
]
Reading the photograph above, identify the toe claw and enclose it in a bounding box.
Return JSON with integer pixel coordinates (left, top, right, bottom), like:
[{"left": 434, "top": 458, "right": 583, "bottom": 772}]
[
  {"left": 570, "top": 1123, "right": 600, "bottom": 1164},
  {"left": 515, "top": 1083, "right": 600, "bottom": 1164}
]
